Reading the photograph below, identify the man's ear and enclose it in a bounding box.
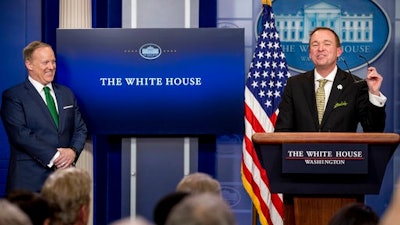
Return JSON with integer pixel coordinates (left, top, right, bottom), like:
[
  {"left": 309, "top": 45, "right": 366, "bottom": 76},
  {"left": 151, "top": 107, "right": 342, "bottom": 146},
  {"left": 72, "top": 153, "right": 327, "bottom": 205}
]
[
  {"left": 43, "top": 218, "right": 51, "bottom": 225},
  {"left": 25, "top": 60, "right": 33, "bottom": 70},
  {"left": 78, "top": 204, "right": 90, "bottom": 225},
  {"left": 336, "top": 46, "right": 343, "bottom": 58}
]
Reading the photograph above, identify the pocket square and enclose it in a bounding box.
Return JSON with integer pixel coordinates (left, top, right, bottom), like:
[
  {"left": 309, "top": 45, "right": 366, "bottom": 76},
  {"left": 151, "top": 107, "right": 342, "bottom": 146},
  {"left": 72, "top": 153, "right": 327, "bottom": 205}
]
[
  {"left": 334, "top": 101, "right": 348, "bottom": 109},
  {"left": 63, "top": 105, "right": 74, "bottom": 109}
]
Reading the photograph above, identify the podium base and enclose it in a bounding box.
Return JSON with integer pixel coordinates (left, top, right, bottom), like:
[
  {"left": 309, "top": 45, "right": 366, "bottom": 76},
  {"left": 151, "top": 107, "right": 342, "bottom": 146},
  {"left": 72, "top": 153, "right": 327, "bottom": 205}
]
[{"left": 284, "top": 195, "right": 363, "bottom": 225}]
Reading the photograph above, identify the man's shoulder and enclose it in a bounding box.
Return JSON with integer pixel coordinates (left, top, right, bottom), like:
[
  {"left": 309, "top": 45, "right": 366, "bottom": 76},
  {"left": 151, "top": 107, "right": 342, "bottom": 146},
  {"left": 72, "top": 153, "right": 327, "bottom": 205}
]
[
  {"left": 288, "top": 70, "right": 313, "bottom": 83},
  {"left": 52, "top": 83, "right": 75, "bottom": 96},
  {"left": 53, "top": 83, "right": 70, "bottom": 90},
  {"left": 2, "top": 81, "right": 29, "bottom": 95}
]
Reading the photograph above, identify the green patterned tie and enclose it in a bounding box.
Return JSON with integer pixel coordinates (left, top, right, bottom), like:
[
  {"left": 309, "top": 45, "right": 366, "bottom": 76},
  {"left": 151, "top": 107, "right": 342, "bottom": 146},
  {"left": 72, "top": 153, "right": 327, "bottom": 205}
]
[
  {"left": 316, "top": 79, "right": 328, "bottom": 124},
  {"left": 43, "top": 86, "right": 59, "bottom": 127}
]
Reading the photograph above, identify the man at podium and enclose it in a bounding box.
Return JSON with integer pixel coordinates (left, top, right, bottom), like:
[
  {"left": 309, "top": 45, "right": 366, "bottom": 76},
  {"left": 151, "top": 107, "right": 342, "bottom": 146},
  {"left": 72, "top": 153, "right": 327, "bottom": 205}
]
[{"left": 275, "top": 27, "right": 386, "bottom": 132}]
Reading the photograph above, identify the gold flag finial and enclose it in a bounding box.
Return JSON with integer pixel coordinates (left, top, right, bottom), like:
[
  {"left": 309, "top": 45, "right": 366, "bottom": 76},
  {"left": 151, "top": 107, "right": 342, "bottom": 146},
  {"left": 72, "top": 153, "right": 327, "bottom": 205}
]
[{"left": 262, "top": 0, "right": 272, "bottom": 6}]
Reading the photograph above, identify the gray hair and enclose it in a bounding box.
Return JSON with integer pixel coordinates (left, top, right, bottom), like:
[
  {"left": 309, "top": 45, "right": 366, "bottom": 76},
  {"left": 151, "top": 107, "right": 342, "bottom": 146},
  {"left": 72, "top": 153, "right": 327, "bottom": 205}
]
[
  {"left": 166, "top": 193, "right": 236, "bottom": 225},
  {"left": 0, "top": 199, "right": 32, "bottom": 225}
]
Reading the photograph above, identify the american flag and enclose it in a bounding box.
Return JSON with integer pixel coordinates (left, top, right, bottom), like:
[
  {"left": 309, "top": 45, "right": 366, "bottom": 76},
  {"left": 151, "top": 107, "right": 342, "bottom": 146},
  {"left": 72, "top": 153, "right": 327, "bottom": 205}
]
[{"left": 241, "top": 2, "right": 290, "bottom": 225}]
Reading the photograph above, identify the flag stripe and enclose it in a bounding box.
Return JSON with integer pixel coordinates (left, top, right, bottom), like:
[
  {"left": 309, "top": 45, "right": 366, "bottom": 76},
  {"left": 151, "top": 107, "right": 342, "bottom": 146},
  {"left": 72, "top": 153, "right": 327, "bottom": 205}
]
[
  {"left": 243, "top": 115, "right": 284, "bottom": 224},
  {"left": 242, "top": 3, "right": 290, "bottom": 225}
]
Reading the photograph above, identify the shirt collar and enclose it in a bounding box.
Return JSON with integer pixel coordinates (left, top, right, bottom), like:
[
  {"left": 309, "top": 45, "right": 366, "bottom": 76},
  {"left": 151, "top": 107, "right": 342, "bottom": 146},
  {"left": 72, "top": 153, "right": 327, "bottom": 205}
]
[
  {"left": 28, "top": 76, "right": 54, "bottom": 93},
  {"left": 314, "top": 65, "right": 337, "bottom": 83}
]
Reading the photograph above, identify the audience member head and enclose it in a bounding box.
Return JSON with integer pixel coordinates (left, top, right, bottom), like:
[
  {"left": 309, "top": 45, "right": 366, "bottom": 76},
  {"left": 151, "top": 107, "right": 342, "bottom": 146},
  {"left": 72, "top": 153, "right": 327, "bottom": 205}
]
[
  {"left": 176, "top": 172, "right": 221, "bottom": 195},
  {"left": 0, "top": 199, "right": 32, "bottom": 225},
  {"left": 165, "top": 193, "right": 236, "bottom": 225},
  {"left": 153, "top": 192, "right": 190, "bottom": 225},
  {"left": 328, "top": 203, "right": 379, "bottom": 225},
  {"left": 41, "top": 167, "right": 92, "bottom": 225},
  {"left": 110, "top": 216, "right": 154, "bottom": 225},
  {"left": 6, "top": 189, "right": 52, "bottom": 225}
]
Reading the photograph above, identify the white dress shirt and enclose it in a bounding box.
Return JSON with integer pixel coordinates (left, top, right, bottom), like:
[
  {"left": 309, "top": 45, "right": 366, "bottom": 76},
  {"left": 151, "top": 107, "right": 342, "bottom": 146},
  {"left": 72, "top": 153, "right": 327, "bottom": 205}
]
[{"left": 314, "top": 66, "right": 387, "bottom": 109}]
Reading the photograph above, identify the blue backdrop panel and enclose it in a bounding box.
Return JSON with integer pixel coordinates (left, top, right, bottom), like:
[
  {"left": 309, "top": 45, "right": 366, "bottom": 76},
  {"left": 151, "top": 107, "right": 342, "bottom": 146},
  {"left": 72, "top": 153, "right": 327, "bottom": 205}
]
[{"left": 56, "top": 28, "right": 244, "bottom": 135}]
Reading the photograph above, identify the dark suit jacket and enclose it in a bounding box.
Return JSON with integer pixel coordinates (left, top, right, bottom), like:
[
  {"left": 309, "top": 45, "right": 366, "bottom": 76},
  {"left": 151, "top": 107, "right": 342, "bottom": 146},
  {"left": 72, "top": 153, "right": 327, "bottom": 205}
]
[
  {"left": 1, "top": 79, "right": 87, "bottom": 193},
  {"left": 275, "top": 68, "right": 386, "bottom": 132}
]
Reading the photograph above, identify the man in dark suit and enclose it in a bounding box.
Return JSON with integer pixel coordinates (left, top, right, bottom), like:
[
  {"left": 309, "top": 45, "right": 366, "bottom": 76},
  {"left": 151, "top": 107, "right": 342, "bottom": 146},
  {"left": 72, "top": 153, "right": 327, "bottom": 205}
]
[
  {"left": 275, "top": 27, "right": 386, "bottom": 132},
  {"left": 1, "top": 41, "right": 87, "bottom": 193}
]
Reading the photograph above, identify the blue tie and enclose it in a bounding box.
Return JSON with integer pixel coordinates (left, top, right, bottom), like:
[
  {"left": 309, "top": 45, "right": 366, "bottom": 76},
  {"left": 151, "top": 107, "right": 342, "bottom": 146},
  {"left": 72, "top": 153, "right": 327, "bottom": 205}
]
[{"left": 43, "top": 86, "right": 59, "bottom": 127}]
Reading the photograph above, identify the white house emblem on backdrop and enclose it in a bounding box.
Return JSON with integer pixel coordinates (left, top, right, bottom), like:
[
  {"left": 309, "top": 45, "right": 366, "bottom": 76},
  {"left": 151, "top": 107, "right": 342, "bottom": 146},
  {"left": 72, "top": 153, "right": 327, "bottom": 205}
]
[
  {"left": 139, "top": 43, "right": 162, "bottom": 60},
  {"left": 258, "top": 0, "right": 391, "bottom": 72}
]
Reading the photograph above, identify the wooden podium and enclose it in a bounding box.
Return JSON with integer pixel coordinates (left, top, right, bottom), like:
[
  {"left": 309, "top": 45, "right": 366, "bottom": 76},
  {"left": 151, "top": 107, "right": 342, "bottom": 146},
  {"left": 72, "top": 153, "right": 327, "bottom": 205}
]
[{"left": 252, "top": 132, "right": 400, "bottom": 225}]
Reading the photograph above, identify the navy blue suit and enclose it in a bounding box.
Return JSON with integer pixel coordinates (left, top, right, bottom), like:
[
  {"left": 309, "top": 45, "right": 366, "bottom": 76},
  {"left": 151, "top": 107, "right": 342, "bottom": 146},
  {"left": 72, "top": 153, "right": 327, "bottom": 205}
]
[
  {"left": 275, "top": 68, "right": 386, "bottom": 132},
  {"left": 1, "top": 79, "right": 87, "bottom": 193}
]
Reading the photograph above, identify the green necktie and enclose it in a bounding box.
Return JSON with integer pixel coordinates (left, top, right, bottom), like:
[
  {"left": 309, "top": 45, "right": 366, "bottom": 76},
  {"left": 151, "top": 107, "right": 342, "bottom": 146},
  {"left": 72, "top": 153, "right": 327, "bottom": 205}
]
[
  {"left": 316, "top": 79, "right": 328, "bottom": 124},
  {"left": 43, "top": 86, "right": 59, "bottom": 127}
]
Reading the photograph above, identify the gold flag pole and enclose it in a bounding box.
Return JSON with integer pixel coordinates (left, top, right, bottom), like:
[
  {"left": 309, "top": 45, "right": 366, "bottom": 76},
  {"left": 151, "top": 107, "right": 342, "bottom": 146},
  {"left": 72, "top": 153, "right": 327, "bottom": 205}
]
[{"left": 262, "top": 0, "right": 272, "bottom": 6}]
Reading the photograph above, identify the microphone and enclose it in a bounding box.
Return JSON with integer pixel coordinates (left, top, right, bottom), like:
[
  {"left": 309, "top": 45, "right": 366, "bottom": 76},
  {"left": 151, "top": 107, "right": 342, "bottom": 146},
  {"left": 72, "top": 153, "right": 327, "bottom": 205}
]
[{"left": 339, "top": 57, "right": 365, "bottom": 84}]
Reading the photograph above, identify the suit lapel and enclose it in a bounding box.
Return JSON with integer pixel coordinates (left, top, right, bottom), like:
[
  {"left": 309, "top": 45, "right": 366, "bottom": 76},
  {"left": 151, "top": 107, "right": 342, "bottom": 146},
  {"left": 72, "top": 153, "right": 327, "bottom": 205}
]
[
  {"left": 25, "top": 80, "right": 59, "bottom": 129},
  {"left": 303, "top": 71, "right": 320, "bottom": 129},
  {"left": 321, "top": 69, "right": 348, "bottom": 125}
]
